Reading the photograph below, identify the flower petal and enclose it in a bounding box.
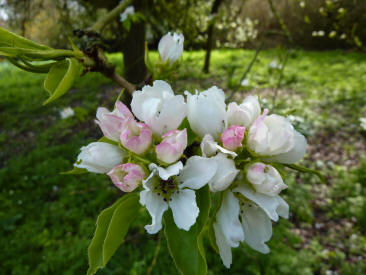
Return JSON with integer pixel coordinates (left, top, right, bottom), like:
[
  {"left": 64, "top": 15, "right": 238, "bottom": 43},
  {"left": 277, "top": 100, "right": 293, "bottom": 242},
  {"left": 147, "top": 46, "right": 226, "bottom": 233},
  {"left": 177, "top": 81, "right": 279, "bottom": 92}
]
[
  {"left": 178, "top": 156, "right": 218, "bottom": 189},
  {"left": 241, "top": 204, "right": 272, "bottom": 254},
  {"left": 186, "top": 87, "right": 226, "bottom": 139},
  {"left": 209, "top": 153, "right": 239, "bottom": 192},
  {"left": 216, "top": 191, "right": 244, "bottom": 247},
  {"left": 74, "top": 142, "right": 124, "bottom": 174},
  {"left": 233, "top": 184, "right": 281, "bottom": 221},
  {"left": 213, "top": 222, "right": 233, "bottom": 268},
  {"left": 269, "top": 130, "right": 307, "bottom": 164},
  {"left": 276, "top": 196, "right": 289, "bottom": 219},
  {"left": 169, "top": 189, "right": 199, "bottom": 231},
  {"left": 131, "top": 80, "right": 173, "bottom": 122},
  {"left": 149, "top": 162, "right": 183, "bottom": 180},
  {"left": 152, "top": 95, "right": 186, "bottom": 135},
  {"left": 140, "top": 189, "right": 168, "bottom": 234}
]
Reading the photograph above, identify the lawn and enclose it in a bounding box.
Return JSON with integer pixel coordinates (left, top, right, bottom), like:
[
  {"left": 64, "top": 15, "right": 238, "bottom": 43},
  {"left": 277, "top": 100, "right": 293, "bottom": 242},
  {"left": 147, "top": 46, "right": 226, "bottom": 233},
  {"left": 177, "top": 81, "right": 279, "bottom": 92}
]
[{"left": 0, "top": 49, "right": 365, "bottom": 275}]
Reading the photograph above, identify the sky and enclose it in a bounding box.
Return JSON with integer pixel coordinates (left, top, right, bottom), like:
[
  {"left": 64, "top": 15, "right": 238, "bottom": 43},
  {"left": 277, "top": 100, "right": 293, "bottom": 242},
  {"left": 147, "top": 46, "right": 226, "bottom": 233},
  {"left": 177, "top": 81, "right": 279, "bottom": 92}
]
[{"left": 0, "top": 0, "right": 9, "bottom": 20}]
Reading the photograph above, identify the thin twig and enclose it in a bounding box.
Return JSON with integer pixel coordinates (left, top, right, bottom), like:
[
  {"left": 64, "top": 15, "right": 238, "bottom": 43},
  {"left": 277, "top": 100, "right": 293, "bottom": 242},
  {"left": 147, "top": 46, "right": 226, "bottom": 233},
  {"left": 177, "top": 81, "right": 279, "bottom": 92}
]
[
  {"left": 146, "top": 233, "right": 161, "bottom": 275},
  {"left": 267, "top": 0, "right": 293, "bottom": 44},
  {"left": 272, "top": 49, "right": 290, "bottom": 108},
  {"left": 109, "top": 71, "right": 136, "bottom": 94},
  {"left": 226, "top": 39, "right": 265, "bottom": 102},
  {"left": 92, "top": 0, "right": 133, "bottom": 32}
]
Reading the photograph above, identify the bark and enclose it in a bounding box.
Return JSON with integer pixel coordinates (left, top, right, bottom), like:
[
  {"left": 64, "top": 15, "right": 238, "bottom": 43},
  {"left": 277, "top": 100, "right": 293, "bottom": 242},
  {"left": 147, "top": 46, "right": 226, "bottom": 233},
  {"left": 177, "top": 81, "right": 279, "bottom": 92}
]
[
  {"left": 121, "top": 20, "right": 147, "bottom": 86},
  {"left": 203, "top": 0, "right": 224, "bottom": 73}
]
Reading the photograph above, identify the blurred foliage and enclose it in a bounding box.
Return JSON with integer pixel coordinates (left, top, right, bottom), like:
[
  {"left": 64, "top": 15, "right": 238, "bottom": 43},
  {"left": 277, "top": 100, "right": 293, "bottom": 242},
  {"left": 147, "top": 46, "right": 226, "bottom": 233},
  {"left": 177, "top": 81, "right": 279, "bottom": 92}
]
[
  {"left": 241, "top": 0, "right": 366, "bottom": 49},
  {"left": 2, "top": 0, "right": 366, "bottom": 52},
  {"left": 0, "top": 48, "right": 365, "bottom": 274}
]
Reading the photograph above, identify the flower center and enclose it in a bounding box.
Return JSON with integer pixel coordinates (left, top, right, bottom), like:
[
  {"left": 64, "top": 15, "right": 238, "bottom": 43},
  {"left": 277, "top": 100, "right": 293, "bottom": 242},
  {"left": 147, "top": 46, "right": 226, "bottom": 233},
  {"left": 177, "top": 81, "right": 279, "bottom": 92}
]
[
  {"left": 153, "top": 177, "right": 179, "bottom": 202},
  {"left": 234, "top": 192, "right": 258, "bottom": 214},
  {"left": 115, "top": 170, "right": 128, "bottom": 181}
]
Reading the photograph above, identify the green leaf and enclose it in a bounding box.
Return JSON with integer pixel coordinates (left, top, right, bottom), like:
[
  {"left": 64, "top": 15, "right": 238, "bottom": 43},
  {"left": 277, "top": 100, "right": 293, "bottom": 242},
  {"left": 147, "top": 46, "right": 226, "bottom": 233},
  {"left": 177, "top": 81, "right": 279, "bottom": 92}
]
[
  {"left": 87, "top": 193, "right": 140, "bottom": 275},
  {"left": 284, "top": 163, "right": 326, "bottom": 183},
  {"left": 178, "top": 117, "right": 198, "bottom": 146},
  {"left": 206, "top": 192, "right": 223, "bottom": 254},
  {"left": 102, "top": 194, "right": 140, "bottom": 264},
  {"left": 98, "top": 136, "right": 119, "bottom": 146},
  {"left": 207, "top": 221, "right": 219, "bottom": 254},
  {"left": 60, "top": 167, "right": 88, "bottom": 175},
  {"left": 164, "top": 185, "right": 211, "bottom": 275},
  {"left": 43, "top": 58, "right": 80, "bottom": 105},
  {"left": 0, "top": 27, "right": 50, "bottom": 50}
]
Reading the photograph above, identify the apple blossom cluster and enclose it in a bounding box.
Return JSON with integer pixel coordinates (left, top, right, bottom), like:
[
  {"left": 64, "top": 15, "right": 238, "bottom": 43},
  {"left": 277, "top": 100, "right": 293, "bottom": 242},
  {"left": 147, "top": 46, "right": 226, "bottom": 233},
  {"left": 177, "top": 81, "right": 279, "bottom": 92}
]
[{"left": 74, "top": 80, "right": 307, "bottom": 268}]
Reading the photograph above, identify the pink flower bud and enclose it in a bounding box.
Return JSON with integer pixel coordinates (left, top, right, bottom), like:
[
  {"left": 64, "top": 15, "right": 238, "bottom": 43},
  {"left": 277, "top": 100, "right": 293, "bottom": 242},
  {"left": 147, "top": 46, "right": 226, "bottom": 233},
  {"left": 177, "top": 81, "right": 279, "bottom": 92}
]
[
  {"left": 156, "top": 129, "right": 187, "bottom": 164},
  {"left": 120, "top": 118, "right": 152, "bottom": 155},
  {"left": 220, "top": 125, "right": 245, "bottom": 151},
  {"left": 107, "top": 163, "right": 145, "bottom": 192},
  {"left": 95, "top": 101, "right": 134, "bottom": 142}
]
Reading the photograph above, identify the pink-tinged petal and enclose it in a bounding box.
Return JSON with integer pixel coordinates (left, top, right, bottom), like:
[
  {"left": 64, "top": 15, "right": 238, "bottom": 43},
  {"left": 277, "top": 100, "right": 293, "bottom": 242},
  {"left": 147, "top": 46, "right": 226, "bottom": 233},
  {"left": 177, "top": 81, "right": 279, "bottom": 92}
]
[
  {"left": 120, "top": 119, "right": 153, "bottom": 155},
  {"left": 220, "top": 125, "right": 245, "bottom": 151},
  {"left": 156, "top": 129, "right": 187, "bottom": 164},
  {"left": 95, "top": 114, "right": 125, "bottom": 141},
  {"left": 95, "top": 102, "right": 134, "bottom": 142},
  {"left": 251, "top": 108, "right": 269, "bottom": 140},
  {"left": 107, "top": 163, "right": 146, "bottom": 192},
  {"left": 116, "top": 101, "right": 134, "bottom": 119}
]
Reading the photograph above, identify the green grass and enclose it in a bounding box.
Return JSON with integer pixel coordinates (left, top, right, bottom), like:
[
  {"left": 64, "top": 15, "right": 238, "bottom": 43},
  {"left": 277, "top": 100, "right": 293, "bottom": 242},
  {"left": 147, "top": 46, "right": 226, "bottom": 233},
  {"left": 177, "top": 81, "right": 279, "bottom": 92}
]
[{"left": 1, "top": 49, "right": 366, "bottom": 274}]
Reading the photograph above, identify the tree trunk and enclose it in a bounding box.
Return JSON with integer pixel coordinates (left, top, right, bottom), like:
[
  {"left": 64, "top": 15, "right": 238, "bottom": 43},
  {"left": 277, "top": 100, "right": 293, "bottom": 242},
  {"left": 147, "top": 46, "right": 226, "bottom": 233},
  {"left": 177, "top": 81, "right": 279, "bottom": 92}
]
[
  {"left": 203, "top": 0, "right": 224, "bottom": 73},
  {"left": 121, "top": 0, "right": 147, "bottom": 87}
]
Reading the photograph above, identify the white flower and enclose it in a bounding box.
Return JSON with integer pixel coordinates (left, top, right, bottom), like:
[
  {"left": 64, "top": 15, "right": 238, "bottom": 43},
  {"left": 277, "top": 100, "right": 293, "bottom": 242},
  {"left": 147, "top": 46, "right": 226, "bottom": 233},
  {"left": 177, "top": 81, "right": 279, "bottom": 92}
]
[
  {"left": 131, "top": 80, "right": 187, "bottom": 136},
  {"left": 120, "top": 6, "right": 135, "bottom": 22},
  {"left": 185, "top": 86, "right": 226, "bottom": 139},
  {"left": 214, "top": 184, "right": 289, "bottom": 267},
  {"left": 233, "top": 184, "right": 289, "bottom": 222},
  {"left": 158, "top": 32, "right": 184, "bottom": 64},
  {"left": 248, "top": 110, "right": 294, "bottom": 155},
  {"left": 247, "top": 162, "right": 287, "bottom": 196},
  {"left": 248, "top": 110, "right": 307, "bottom": 163},
  {"left": 74, "top": 142, "right": 125, "bottom": 173},
  {"left": 59, "top": 107, "right": 74, "bottom": 119},
  {"left": 140, "top": 156, "right": 217, "bottom": 234},
  {"left": 240, "top": 78, "right": 250, "bottom": 86},
  {"left": 208, "top": 153, "right": 239, "bottom": 192},
  {"left": 227, "top": 95, "right": 261, "bottom": 127},
  {"left": 269, "top": 60, "right": 282, "bottom": 70}
]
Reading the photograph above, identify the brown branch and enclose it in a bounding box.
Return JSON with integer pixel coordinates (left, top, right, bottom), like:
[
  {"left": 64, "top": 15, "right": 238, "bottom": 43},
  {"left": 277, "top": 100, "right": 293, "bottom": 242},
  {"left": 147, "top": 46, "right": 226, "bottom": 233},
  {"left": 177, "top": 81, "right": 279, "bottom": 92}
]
[
  {"left": 109, "top": 71, "right": 136, "bottom": 94},
  {"left": 83, "top": 46, "right": 135, "bottom": 94},
  {"left": 84, "top": 0, "right": 137, "bottom": 94}
]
